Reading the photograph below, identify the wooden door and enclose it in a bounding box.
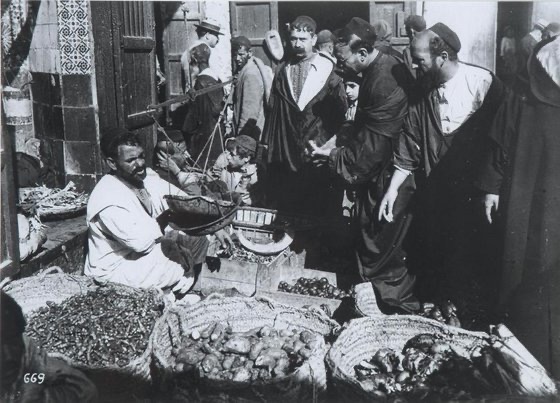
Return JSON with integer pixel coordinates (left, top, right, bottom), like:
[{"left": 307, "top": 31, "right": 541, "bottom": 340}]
[
  {"left": 370, "top": 1, "right": 417, "bottom": 52},
  {"left": 161, "top": 2, "right": 203, "bottom": 99},
  {"left": 91, "top": 1, "right": 157, "bottom": 162},
  {"left": 230, "top": 2, "right": 279, "bottom": 68},
  {"left": 1, "top": 120, "right": 20, "bottom": 279}
]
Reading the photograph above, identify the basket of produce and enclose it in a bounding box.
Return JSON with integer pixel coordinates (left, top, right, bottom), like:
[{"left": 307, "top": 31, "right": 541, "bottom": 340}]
[
  {"left": 18, "top": 182, "right": 88, "bottom": 221},
  {"left": 326, "top": 316, "right": 558, "bottom": 401},
  {"left": 165, "top": 194, "right": 240, "bottom": 235},
  {"left": 1, "top": 267, "right": 97, "bottom": 315},
  {"left": 23, "top": 282, "right": 166, "bottom": 383},
  {"left": 151, "top": 295, "right": 339, "bottom": 402}
]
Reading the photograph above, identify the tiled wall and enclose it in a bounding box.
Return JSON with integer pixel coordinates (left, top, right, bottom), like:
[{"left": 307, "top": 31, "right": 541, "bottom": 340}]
[{"left": 29, "top": 0, "right": 100, "bottom": 192}]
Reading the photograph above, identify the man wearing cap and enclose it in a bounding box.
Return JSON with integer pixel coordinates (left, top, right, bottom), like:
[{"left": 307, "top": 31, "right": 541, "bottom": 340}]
[
  {"left": 262, "top": 15, "right": 347, "bottom": 216},
  {"left": 519, "top": 19, "right": 548, "bottom": 72},
  {"left": 231, "top": 35, "right": 273, "bottom": 137},
  {"left": 180, "top": 18, "right": 224, "bottom": 91},
  {"left": 211, "top": 134, "right": 259, "bottom": 205},
  {"left": 476, "top": 35, "right": 560, "bottom": 377},
  {"left": 377, "top": 23, "right": 505, "bottom": 310},
  {"left": 315, "top": 29, "right": 337, "bottom": 64},
  {"left": 309, "top": 17, "right": 418, "bottom": 314}
]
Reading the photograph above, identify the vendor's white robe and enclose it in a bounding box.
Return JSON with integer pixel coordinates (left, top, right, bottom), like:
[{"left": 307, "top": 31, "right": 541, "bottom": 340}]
[{"left": 85, "top": 168, "right": 186, "bottom": 289}]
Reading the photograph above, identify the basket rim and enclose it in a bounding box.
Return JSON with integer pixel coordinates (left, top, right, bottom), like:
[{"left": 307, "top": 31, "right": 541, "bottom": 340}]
[{"left": 164, "top": 194, "right": 238, "bottom": 208}]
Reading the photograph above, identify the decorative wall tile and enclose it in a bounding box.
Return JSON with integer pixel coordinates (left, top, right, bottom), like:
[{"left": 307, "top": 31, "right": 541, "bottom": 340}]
[{"left": 57, "top": 0, "right": 91, "bottom": 75}]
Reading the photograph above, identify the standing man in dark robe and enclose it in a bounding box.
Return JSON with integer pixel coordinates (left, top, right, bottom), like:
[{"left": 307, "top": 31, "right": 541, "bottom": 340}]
[
  {"left": 477, "top": 36, "right": 560, "bottom": 377},
  {"left": 309, "top": 18, "right": 418, "bottom": 314},
  {"left": 261, "top": 16, "right": 347, "bottom": 216},
  {"left": 377, "top": 24, "right": 505, "bottom": 321},
  {"left": 182, "top": 43, "right": 225, "bottom": 168}
]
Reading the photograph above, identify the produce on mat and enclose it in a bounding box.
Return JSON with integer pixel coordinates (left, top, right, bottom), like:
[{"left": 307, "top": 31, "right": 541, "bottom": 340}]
[
  {"left": 18, "top": 182, "right": 88, "bottom": 216},
  {"left": 26, "top": 287, "right": 164, "bottom": 368},
  {"left": 277, "top": 277, "right": 354, "bottom": 300},
  {"left": 172, "top": 322, "right": 322, "bottom": 383},
  {"left": 353, "top": 333, "right": 511, "bottom": 400},
  {"left": 216, "top": 242, "right": 276, "bottom": 264},
  {"left": 418, "top": 301, "right": 462, "bottom": 328}
]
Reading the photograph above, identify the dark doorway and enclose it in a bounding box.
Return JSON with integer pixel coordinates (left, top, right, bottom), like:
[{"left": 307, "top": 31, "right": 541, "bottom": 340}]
[{"left": 278, "top": 2, "right": 369, "bottom": 34}]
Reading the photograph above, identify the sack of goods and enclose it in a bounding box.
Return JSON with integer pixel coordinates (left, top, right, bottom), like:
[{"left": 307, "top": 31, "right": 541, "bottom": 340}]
[{"left": 151, "top": 295, "right": 339, "bottom": 402}]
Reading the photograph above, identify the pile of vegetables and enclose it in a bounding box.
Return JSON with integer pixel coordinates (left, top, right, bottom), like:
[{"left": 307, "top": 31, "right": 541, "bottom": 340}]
[
  {"left": 172, "top": 323, "right": 321, "bottom": 383},
  {"left": 216, "top": 243, "right": 276, "bottom": 264},
  {"left": 19, "top": 182, "right": 88, "bottom": 217},
  {"left": 26, "top": 287, "right": 164, "bottom": 368},
  {"left": 418, "top": 301, "right": 462, "bottom": 328},
  {"left": 277, "top": 277, "right": 354, "bottom": 300},
  {"left": 354, "top": 333, "right": 505, "bottom": 400}
]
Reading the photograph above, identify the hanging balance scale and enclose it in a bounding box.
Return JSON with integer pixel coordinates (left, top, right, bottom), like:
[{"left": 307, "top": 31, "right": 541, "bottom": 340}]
[{"left": 135, "top": 78, "right": 241, "bottom": 236}]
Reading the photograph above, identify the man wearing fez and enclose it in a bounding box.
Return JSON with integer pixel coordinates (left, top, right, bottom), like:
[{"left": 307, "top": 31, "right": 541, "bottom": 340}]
[
  {"left": 230, "top": 35, "right": 273, "bottom": 137},
  {"left": 310, "top": 18, "right": 418, "bottom": 314},
  {"left": 377, "top": 23, "right": 505, "bottom": 312},
  {"left": 262, "top": 16, "right": 347, "bottom": 216}
]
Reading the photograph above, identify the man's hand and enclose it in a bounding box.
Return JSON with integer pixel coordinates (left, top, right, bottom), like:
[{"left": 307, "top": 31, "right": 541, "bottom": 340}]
[
  {"left": 378, "top": 189, "right": 399, "bottom": 223},
  {"left": 215, "top": 229, "right": 234, "bottom": 251},
  {"left": 157, "top": 150, "right": 181, "bottom": 175},
  {"left": 484, "top": 194, "right": 500, "bottom": 224},
  {"left": 172, "top": 275, "right": 195, "bottom": 294},
  {"left": 308, "top": 140, "right": 334, "bottom": 159}
]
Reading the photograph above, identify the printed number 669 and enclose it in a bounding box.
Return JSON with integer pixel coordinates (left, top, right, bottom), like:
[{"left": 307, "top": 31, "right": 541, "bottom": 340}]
[{"left": 24, "top": 373, "right": 45, "bottom": 384}]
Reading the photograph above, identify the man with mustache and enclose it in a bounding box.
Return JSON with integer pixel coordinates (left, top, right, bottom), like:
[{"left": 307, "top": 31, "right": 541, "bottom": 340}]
[
  {"left": 377, "top": 23, "right": 505, "bottom": 311},
  {"left": 261, "top": 15, "right": 347, "bottom": 216},
  {"left": 85, "top": 128, "right": 231, "bottom": 299},
  {"left": 309, "top": 17, "right": 417, "bottom": 314}
]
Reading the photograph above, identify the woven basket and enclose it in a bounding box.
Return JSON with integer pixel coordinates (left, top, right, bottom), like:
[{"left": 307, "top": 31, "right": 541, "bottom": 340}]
[
  {"left": 11, "top": 275, "right": 165, "bottom": 384},
  {"left": 166, "top": 194, "right": 240, "bottom": 235},
  {"left": 234, "top": 206, "right": 318, "bottom": 231},
  {"left": 151, "top": 295, "right": 339, "bottom": 402},
  {"left": 2, "top": 267, "right": 97, "bottom": 315},
  {"left": 326, "top": 316, "right": 490, "bottom": 402}
]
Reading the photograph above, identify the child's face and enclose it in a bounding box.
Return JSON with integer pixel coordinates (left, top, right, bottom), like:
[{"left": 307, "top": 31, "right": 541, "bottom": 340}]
[
  {"left": 345, "top": 81, "right": 360, "bottom": 103},
  {"left": 227, "top": 149, "right": 247, "bottom": 169}
]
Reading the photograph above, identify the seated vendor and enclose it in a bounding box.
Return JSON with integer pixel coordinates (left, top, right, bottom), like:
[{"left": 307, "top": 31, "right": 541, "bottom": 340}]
[
  {"left": 1, "top": 291, "right": 98, "bottom": 403},
  {"left": 84, "top": 128, "right": 231, "bottom": 297}
]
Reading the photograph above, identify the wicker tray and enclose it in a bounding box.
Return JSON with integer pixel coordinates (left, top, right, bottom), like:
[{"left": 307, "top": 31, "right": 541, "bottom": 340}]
[
  {"left": 233, "top": 206, "right": 319, "bottom": 231},
  {"left": 39, "top": 205, "right": 87, "bottom": 221}
]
